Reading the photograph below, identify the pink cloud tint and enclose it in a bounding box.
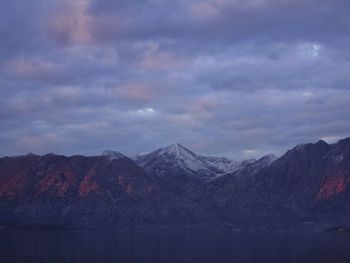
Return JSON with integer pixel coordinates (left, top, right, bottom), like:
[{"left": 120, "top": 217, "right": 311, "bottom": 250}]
[
  {"left": 115, "top": 83, "right": 158, "bottom": 103},
  {"left": 46, "top": 1, "right": 92, "bottom": 45},
  {"left": 4, "top": 58, "right": 58, "bottom": 78}
]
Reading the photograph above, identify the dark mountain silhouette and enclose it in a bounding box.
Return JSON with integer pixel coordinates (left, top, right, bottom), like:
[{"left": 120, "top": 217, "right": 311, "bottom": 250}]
[
  {"left": 0, "top": 153, "right": 214, "bottom": 229},
  {"left": 1, "top": 138, "right": 350, "bottom": 231}
]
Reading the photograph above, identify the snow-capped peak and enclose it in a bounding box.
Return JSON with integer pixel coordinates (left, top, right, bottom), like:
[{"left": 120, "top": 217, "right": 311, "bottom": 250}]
[
  {"left": 102, "top": 150, "right": 126, "bottom": 160},
  {"left": 158, "top": 143, "right": 214, "bottom": 173},
  {"left": 133, "top": 144, "right": 278, "bottom": 180},
  {"left": 159, "top": 143, "right": 186, "bottom": 157},
  {"left": 159, "top": 143, "right": 209, "bottom": 163},
  {"left": 136, "top": 143, "right": 258, "bottom": 179},
  {"left": 135, "top": 143, "right": 219, "bottom": 178}
]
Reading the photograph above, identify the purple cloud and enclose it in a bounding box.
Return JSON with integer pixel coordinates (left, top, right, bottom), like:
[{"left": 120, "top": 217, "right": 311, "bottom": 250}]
[{"left": 0, "top": 0, "right": 349, "bottom": 159}]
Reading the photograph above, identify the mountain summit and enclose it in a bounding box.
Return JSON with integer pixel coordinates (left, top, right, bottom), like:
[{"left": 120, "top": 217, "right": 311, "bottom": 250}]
[
  {"left": 136, "top": 143, "right": 219, "bottom": 179},
  {"left": 134, "top": 143, "right": 277, "bottom": 201},
  {"left": 136, "top": 143, "right": 276, "bottom": 179}
]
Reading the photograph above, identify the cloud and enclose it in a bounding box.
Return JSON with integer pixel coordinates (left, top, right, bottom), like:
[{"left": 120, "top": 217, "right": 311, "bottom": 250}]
[
  {"left": 15, "top": 133, "right": 63, "bottom": 154},
  {"left": 114, "top": 83, "right": 158, "bottom": 103},
  {"left": 128, "top": 107, "right": 157, "bottom": 118},
  {"left": 45, "top": 0, "right": 93, "bottom": 46},
  {"left": 0, "top": 0, "right": 349, "bottom": 159}
]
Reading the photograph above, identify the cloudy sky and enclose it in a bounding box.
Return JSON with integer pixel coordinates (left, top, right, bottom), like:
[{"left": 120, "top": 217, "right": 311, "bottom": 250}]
[{"left": 0, "top": 0, "right": 349, "bottom": 159}]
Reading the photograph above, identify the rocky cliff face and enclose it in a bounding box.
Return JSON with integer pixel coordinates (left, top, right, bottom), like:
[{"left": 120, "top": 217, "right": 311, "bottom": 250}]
[{"left": 1, "top": 137, "right": 350, "bottom": 230}]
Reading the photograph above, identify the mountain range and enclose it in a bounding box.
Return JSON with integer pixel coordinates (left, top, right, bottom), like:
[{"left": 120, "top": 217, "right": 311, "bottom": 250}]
[{"left": 1, "top": 138, "right": 350, "bottom": 231}]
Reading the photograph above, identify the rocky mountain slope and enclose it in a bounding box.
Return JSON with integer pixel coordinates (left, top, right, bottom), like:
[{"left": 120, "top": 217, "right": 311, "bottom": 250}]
[
  {"left": 134, "top": 143, "right": 271, "bottom": 201},
  {"left": 0, "top": 153, "right": 214, "bottom": 229},
  {"left": 0, "top": 138, "right": 350, "bottom": 231},
  {"left": 204, "top": 138, "right": 350, "bottom": 228}
]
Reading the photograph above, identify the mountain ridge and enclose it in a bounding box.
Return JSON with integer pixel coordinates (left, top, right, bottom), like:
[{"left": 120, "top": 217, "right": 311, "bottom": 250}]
[{"left": 1, "top": 137, "right": 350, "bottom": 231}]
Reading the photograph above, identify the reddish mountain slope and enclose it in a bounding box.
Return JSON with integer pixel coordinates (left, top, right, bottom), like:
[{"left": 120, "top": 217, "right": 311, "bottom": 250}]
[{"left": 0, "top": 154, "right": 213, "bottom": 228}]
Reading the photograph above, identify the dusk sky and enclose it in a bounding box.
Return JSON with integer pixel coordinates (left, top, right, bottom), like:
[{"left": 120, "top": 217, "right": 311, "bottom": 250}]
[{"left": 1, "top": 0, "right": 349, "bottom": 159}]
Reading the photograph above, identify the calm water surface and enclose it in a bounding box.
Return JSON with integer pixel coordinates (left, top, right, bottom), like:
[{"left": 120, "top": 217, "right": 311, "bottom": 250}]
[{"left": 1, "top": 230, "right": 350, "bottom": 263}]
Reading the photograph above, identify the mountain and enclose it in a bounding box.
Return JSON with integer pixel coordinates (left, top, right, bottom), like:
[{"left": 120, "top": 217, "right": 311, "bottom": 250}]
[
  {"left": 134, "top": 143, "right": 216, "bottom": 201},
  {"left": 1, "top": 137, "right": 350, "bottom": 231},
  {"left": 134, "top": 143, "right": 270, "bottom": 201},
  {"left": 204, "top": 138, "right": 350, "bottom": 229},
  {"left": 211, "top": 154, "right": 277, "bottom": 178},
  {"left": 135, "top": 143, "right": 218, "bottom": 179},
  {"left": 135, "top": 143, "right": 267, "bottom": 179},
  {"left": 203, "top": 156, "right": 253, "bottom": 174},
  {"left": 101, "top": 150, "right": 127, "bottom": 159},
  {"left": 0, "top": 153, "right": 214, "bottom": 229}
]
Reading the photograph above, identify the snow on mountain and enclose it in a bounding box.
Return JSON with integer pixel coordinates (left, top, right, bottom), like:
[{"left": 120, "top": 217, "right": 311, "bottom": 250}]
[
  {"left": 135, "top": 143, "right": 277, "bottom": 180},
  {"left": 200, "top": 156, "right": 240, "bottom": 172},
  {"left": 257, "top": 154, "right": 278, "bottom": 166},
  {"left": 102, "top": 150, "right": 126, "bottom": 160},
  {"left": 214, "top": 154, "right": 278, "bottom": 178},
  {"left": 136, "top": 143, "right": 217, "bottom": 177}
]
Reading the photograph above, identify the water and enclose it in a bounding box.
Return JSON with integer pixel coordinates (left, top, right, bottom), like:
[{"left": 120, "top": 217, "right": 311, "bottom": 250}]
[{"left": 1, "top": 230, "right": 350, "bottom": 263}]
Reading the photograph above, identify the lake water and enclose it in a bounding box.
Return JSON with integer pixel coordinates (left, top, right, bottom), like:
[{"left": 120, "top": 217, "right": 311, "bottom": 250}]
[{"left": 1, "top": 230, "right": 350, "bottom": 263}]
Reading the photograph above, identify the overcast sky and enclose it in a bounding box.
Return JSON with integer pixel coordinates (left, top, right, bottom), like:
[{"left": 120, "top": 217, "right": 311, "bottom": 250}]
[{"left": 0, "top": 0, "right": 349, "bottom": 159}]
